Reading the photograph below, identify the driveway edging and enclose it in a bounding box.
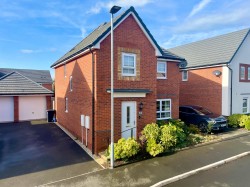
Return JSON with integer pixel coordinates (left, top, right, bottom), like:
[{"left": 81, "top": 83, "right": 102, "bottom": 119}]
[
  {"left": 151, "top": 151, "right": 250, "bottom": 187},
  {"left": 55, "top": 122, "right": 106, "bottom": 169}
]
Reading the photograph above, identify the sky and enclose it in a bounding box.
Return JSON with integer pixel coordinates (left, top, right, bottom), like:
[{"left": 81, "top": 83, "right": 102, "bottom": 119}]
[{"left": 0, "top": 0, "right": 250, "bottom": 77}]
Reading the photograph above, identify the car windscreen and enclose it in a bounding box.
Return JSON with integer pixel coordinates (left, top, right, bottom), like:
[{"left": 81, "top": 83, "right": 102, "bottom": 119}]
[{"left": 193, "top": 107, "right": 212, "bottom": 115}]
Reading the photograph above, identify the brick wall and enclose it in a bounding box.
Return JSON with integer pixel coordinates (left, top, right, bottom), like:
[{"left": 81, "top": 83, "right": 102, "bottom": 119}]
[
  {"left": 42, "top": 83, "right": 53, "bottom": 91},
  {"left": 180, "top": 67, "right": 222, "bottom": 115},
  {"left": 94, "top": 14, "right": 157, "bottom": 153},
  {"left": 13, "top": 96, "right": 19, "bottom": 122},
  {"left": 54, "top": 14, "right": 181, "bottom": 154},
  {"left": 157, "top": 61, "right": 180, "bottom": 119},
  {"left": 54, "top": 52, "right": 95, "bottom": 151}
]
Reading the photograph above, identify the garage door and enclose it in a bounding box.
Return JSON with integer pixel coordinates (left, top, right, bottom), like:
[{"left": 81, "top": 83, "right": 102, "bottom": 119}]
[
  {"left": 0, "top": 97, "right": 14, "bottom": 123},
  {"left": 19, "top": 96, "right": 47, "bottom": 121}
]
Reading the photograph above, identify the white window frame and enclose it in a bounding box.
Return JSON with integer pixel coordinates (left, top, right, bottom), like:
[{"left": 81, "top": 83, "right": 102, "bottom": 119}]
[
  {"left": 248, "top": 67, "right": 250, "bottom": 80},
  {"left": 70, "top": 76, "right": 73, "bottom": 91},
  {"left": 64, "top": 64, "right": 67, "bottom": 78},
  {"left": 182, "top": 70, "right": 188, "bottom": 81},
  {"left": 157, "top": 61, "right": 167, "bottom": 79},
  {"left": 240, "top": 66, "right": 245, "bottom": 80},
  {"left": 242, "top": 98, "right": 249, "bottom": 114},
  {"left": 65, "top": 97, "right": 68, "bottom": 112},
  {"left": 156, "top": 99, "right": 171, "bottom": 120},
  {"left": 122, "top": 52, "right": 136, "bottom": 76}
]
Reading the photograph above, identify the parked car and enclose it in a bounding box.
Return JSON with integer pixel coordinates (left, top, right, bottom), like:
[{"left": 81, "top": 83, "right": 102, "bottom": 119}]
[{"left": 179, "top": 105, "right": 228, "bottom": 132}]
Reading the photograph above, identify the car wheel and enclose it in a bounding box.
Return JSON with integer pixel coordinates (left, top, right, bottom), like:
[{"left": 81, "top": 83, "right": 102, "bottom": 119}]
[{"left": 198, "top": 122, "right": 208, "bottom": 133}]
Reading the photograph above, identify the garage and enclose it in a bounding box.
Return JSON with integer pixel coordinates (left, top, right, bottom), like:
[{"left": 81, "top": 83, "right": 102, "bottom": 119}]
[
  {"left": 19, "top": 96, "right": 47, "bottom": 121},
  {"left": 0, "top": 96, "right": 14, "bottom": 123}
]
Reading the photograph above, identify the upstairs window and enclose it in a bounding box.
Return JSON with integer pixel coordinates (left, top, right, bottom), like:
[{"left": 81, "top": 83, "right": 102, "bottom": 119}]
[
  {"left": 122, "top": 53, "right": 136, "bottom": 76},
  {"left": 240, "top": 66, "right": 245, "bottom": 80},
  {"left": 65, "top": 97, "right": 68, "bottom": 112},
  {"left": 70, "top": 76, "right": 73, "bottom": 91},
  {"left": 248, "top": 67, "right": 250, "bottom": 80},
  {"left": 182, "top": 70, "right": 188, "bottom": 81},
  {"left": 239, "top": 64, "right": 250, "bottom": 82},
  {"left": 64, "top": 64, "right": 67, "bottom": 77},
  {"left": 157, "top": 61, "right": 166, "bottom": 79}
]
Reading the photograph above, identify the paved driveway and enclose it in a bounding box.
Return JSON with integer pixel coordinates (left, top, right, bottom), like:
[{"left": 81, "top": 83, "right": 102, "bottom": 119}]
[{"left": 0, "top": 121, "right": 102, "bottom": 187}]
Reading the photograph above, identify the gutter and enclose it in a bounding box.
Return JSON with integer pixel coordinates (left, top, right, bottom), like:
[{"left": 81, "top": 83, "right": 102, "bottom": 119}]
[
  {"left": 227, "top": 65, "right": 233, "bottom": 115},
  {"left": 89, "top": 46, "right": 95, "bottom": 155}
]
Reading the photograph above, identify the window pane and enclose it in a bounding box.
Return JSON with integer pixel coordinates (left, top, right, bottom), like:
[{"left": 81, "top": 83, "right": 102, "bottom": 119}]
[
  {"left": 156, "top": 112, "right": 160, "bottom": 119},
  {"left": 127, "top": 106, "right": 130, "bottom": 124},
  {"left": 248, "top": 67, "right": 250, "bottom": 80},
  {"left": 162, "top": 100, "right": 170, "bottom": 111},
  {"left": 158, "top": 63, "right": 165, "bottom": 72},
  {"left": 156, "top": 101, "right": 160, "bottom": 112},
  {"left": 183, "top": 71, "right": 188, "bottom": 80},
  {"left": 241, "top": 66, "right": 245, "bottom": 80},
  {"left": 243, "top": 99, "right": 247, "bottom": 107}
]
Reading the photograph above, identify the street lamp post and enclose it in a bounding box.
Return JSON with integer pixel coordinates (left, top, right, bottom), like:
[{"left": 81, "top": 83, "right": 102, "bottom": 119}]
[{"left": 110, "top": 5, "right": 121, "bottom": 169}]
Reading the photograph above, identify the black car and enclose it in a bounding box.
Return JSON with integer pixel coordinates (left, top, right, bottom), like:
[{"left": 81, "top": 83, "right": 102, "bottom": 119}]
[{"left": 179, "top": 105, "right": 228, "bottom": 132}]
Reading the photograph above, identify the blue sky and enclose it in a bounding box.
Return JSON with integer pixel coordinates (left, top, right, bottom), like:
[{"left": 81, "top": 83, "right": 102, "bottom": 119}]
[{"left": 0, "top": 0, "right": 250, "bottom": 77}]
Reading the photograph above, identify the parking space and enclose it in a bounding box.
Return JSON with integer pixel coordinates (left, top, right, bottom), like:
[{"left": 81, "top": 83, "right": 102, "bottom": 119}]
[{"left": 0, "top": 121, "right": 102, "bottom": 187}]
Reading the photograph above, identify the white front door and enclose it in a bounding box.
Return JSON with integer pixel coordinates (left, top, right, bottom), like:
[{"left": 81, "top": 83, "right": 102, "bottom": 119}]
[{"left": 121, "top": 101, "right": 136, "bottom": 139}]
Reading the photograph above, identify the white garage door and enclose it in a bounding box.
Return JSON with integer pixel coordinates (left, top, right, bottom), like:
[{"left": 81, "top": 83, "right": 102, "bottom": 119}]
[
  {"left": 19, "top": 96, "right": 47, "bottom": 121},
  {"left": 0, "top": 97, "right": 14, "bottom": 123}
]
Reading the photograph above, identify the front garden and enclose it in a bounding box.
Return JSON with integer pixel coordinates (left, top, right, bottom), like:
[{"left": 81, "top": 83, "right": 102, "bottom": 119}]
[{"left": 104, "top": 114, "right": 250, "bottom": 166}]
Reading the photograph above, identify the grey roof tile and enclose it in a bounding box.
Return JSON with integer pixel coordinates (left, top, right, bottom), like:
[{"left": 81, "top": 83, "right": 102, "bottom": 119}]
[
  {"left": 0, "top": 72, "right": 53, "bottom": 95},
  {"left": 168, "top": 28, "right": 250, "bottom": 68},
  {"left": 0, "top": 68, "right": 52, "bottom": 83}
]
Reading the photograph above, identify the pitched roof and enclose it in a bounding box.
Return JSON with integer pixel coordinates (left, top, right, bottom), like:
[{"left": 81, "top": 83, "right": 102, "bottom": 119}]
[
  {"left": 0, "top": 72, "right": 53, "bottom": 95},
  {"left": 168, "top": 28, "right": 250, "bottom": 68},
  {"left": 0, "top": 68, "right": 52, "bottom": 83},
  {"left": 51, "top": 6, "right": 168, "bottom": 68}
]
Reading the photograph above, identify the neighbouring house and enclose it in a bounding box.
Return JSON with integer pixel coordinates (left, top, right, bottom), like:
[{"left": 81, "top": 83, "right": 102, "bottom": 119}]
[
  {"left": 0, "top": 68, "right": 54, "bottom": 123},
  {"left": 168, "top": 28, "right": 250, "bottom": 116},
  {"left": 51, "top": 6, "right": 186, "bottom": 154}
]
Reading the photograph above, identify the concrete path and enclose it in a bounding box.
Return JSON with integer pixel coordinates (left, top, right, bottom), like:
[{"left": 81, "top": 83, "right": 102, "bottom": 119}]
[{"left": 42, "top": 132, "right": 250, "bottom": 187}]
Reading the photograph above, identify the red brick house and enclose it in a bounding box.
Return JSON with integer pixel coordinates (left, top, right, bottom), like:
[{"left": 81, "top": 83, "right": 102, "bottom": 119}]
[
  {"left": 169, "top": 28, "right": 250, "bottom": 116},
  {"left": 51, "top": 7, "right": 185, "bottom": 154}
]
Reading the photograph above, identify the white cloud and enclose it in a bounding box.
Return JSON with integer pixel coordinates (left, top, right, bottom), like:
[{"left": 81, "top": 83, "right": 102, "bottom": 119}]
[
  {"left": 20, "top": 49, "right": 41, "bottom": 54},
  {"left": 188, "top": 0, "right": 212, "bottom": 18},
  {"left": 88, "top": 0, "right": 152, "bottom": 14},
  {"left": 175, "top": 6, "right": 250, "bottom": 33},
  {"left": 107, "top": 0, "right": 152, "bottom": 8}
]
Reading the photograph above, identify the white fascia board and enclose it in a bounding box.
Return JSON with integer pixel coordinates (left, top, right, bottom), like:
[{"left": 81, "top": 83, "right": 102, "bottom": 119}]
[
  {"left": 52, "top": 48, "right": 91, "bottom": 69},
  {"left": 93, "top": 12, "right": 162, "bottom": 56},
  {"left": 183, "top": 64, "right": 227, "bottom": 70},
  {"left": 114, "top": 92, "right": 146, "bottom": 98},
  {"left": 157, "top": 58, "right": 181, "bottom": 62}
]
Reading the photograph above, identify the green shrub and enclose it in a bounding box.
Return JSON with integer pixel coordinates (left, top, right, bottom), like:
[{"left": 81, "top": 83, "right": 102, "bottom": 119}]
[
  {"left": 239, "top": 115, "right": 250, "bottom": 129},
  {"left": 187, "top": 124, "right": 200, "bottom": 134},
  {"left": 108, "top": 138, "right": 140, "bottom": 160},
  {"left": 156, "top": 120, "right": 167, "bottom": 127},
  {"left": 140, "top": 123, "right": 160, "bottom": 141},
  {"left": 141, "top": 121, "right": 187, "bottom": 156},
  {"left": 160, "top": 123, "right": 186, "bottom": 149},
  {"left": 145, "top": 139, "right": 164, "bottom": 157},
  {"left": 186, "top": 134, "right": 204, "bottom": 146},
  {"left": 228, "top": 114, "right": 243, "bottom": 128}
]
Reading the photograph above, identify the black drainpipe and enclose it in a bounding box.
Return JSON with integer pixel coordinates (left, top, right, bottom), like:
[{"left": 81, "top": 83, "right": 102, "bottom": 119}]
[
  {"left": 227, "top": 65, "right": 233, "bottom": 115},
  {"left": 89, "top": 46, "right": 95, "bottom": 154}
]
